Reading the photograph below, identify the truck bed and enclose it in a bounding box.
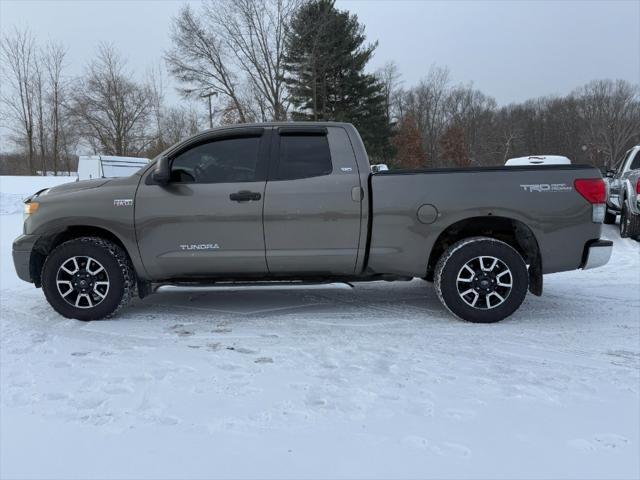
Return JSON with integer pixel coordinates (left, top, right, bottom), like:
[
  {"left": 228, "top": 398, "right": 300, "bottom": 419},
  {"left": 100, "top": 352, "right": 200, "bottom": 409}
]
[{"left": 368, "top": 164, "right": 603, "bottom": 277}]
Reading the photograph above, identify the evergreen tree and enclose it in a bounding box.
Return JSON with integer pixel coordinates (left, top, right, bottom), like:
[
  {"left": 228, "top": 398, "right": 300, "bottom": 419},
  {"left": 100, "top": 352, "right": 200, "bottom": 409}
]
[{"left": 284, "top": 0, "right": 393, "bottom": 161}]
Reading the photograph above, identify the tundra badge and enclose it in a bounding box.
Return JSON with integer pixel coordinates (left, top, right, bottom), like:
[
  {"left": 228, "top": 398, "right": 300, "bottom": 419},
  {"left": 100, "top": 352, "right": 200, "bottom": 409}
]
[{"left": 179, "top": 243, "right": 221, "bottom": 251}]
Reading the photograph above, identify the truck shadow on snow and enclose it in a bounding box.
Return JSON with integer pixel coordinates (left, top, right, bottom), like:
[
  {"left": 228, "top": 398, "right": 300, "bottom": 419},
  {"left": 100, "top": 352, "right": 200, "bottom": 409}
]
[
  {"left": 115, "top": 279, "right": 612, "bottom": 328},
  {"left": 134, "top": 282, "right": 446, "bottom": 319}
]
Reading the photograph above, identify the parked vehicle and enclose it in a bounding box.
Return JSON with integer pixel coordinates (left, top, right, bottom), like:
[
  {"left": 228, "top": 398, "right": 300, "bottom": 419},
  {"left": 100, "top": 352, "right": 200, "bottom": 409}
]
[
  {"left": 619, "top": 169, "right": 640, "bottom": 239},
  {"left": 505, "top": 155, "right": 571, "bottom": 166},
  {"left": 77, "top": 155, "right": 149, "bottom": 181},
  {"left": 603, "top": 145, "right": 640, "bottom": 224},
  {"left": 13, "top": 123, "right": 612, "bottom": 323}
]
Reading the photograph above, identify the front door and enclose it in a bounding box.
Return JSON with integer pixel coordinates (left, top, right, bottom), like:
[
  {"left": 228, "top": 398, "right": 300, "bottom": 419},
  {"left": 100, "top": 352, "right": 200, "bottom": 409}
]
[{"left": 135, "top": 130, "right": 269, "bottom": 280}]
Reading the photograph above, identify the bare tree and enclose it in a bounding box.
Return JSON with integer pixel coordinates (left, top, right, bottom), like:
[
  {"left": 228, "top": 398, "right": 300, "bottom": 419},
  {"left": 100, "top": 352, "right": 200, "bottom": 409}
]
[
  {"left": 43, "top": 41, "right": 67, "bottom": 175},
  {"left": 392, "top": 114, "right": 426, "bottom": 169},
  {"left": 207, "top": 0, "right": 298, "bottom": 120},
  {"left": 1, "top": 28, "right": 37, "bottom": 173},
  {"left": 399, "top": 66, "right": 451, "bottom": 166},
  {"left": 160, "top": 104, "right": 202, "bottom": 147},
  {"left": 166, "top": 5, "right": 249, "bottom": 122},
  {"left": 69, "top": 43, "right": 154, "bottom": 156},
  {"left": 376, "top": 61, "right": 402, "bottom": 124},
  {"left": 575, "top": 79, "right": 640, "bottom": 167},
  {"left": 166, "top": 0, "right": 298, "bottom": 123},
  {"left": 445, "top": 85, "right": 496, "bottom": 165},
  {"left": 33, "top": 57, "right": 48, "bottom": 173},
  {"left": 147, "top": 64, "right": 167, "bottom": 154}
]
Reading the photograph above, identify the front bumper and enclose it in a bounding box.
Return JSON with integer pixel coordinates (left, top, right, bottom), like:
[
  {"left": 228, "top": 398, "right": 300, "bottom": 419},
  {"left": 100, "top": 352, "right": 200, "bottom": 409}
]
[
  {"left": 582, "top": 239, "right": 613, "bottom": 270},
  {"left": 12, "top": 234, "right": 40, "bottom": 283}
]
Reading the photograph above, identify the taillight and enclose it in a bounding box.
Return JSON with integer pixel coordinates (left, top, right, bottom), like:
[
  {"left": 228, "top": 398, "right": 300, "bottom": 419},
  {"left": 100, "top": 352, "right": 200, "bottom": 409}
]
[
  {"left": 636, "top": 178, "right": 640, "bottom": 195},
  {"left": 574, "top": 178, "right": 606, "bottom": 204},
  {"left": 574, "top": 178, "right": 607, "bottom": 223}
]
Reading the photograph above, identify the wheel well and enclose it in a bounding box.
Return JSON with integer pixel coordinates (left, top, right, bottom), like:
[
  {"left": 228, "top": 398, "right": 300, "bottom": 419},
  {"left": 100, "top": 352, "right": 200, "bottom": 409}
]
[
  {"left": 425, "top": 216, "right": 543, "bottom": 295},
  {"left": 30, "top": 226, "right": 131, "bottom": 287}
]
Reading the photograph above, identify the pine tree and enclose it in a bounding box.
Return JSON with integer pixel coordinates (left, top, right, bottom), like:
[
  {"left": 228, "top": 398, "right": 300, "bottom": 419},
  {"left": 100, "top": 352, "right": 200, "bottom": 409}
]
[{"left": 284, "top": 0, "right": 393, "bottom": 161}]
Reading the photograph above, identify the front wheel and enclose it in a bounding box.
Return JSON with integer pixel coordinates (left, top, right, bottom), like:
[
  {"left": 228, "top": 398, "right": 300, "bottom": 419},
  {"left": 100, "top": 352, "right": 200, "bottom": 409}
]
[
  {"left": 620, "top": 202, "right": 640, "bottom": 239},
  {"left": 434, "top": 237, "right": 529, "bottom": 323},
  {"left": 41, "top": 237, "right": 135, "bottom": 320}
]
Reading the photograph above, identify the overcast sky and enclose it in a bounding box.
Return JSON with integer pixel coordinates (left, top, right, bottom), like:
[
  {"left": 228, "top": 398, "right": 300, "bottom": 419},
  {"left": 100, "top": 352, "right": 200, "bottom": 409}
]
[{"left": 1, "top": 0, "right": 638, "bottom": 106}]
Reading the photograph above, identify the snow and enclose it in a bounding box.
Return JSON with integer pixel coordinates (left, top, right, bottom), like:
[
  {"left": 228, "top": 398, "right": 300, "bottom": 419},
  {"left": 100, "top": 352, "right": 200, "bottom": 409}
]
[{"left": 1, "top": 177, "right": 639, "bottom": 479}]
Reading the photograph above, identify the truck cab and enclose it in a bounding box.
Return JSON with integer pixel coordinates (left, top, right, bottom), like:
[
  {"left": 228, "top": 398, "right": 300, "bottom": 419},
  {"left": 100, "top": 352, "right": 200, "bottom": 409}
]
[{"left": 137, "top": 124, "right": 368, "bottom": 279}]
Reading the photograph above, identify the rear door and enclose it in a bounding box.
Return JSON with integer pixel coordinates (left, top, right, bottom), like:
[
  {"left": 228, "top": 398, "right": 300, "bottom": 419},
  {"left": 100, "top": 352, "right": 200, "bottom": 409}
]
[
  {"left": 263, "top": 126, "right": 363, "bottom": 275},
  {"left": 135, "top": 128, "right": 269, "bottom": 279}
]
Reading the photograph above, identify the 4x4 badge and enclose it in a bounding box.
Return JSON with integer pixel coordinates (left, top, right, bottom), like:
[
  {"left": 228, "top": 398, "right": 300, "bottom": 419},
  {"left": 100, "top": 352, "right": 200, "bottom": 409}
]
[{"left": 113, "top": 199, "right": 133, "bottom": 207}]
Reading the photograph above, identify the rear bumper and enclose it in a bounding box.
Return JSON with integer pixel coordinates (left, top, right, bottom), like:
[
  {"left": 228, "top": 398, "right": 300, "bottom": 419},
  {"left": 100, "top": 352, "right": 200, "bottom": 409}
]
[
  {"left": 12, "top": 234, "right": 40, "bottom": 283},
  {"left": 581, "top": 239, "right": 613, "bottom": 270}
]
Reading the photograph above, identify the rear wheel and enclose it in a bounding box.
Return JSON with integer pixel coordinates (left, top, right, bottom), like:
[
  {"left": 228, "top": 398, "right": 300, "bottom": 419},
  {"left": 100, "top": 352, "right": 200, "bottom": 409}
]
[
  {"left": 434, "top": 237, "right": 528, "bottom": 323},
  {"left": 42, "top": 237, "right": 135, "bottom": 320}
]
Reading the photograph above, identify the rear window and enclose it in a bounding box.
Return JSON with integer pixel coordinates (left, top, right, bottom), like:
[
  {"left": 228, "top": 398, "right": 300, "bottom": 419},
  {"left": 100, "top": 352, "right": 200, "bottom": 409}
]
[{"left": 276, "top": 135, "right": 332, "bottom": 180}]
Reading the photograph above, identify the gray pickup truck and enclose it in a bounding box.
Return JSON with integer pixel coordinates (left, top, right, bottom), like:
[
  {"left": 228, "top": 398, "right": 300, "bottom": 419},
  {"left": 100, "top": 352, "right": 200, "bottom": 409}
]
[
  {"left": 13, "top": 122, "right": 613, "bottom": 323},
  {"left": 619, "top": 169, "right": 640, "bottom": 238},
  {"left": 604, "top": 145, "right": 640, "bottom": 237}
]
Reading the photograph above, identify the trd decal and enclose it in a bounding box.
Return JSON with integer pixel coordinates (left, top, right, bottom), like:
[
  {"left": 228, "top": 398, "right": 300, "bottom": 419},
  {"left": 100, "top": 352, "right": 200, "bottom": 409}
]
[{"left": 520, "top": 184, "right": 572, "bottom": 193}]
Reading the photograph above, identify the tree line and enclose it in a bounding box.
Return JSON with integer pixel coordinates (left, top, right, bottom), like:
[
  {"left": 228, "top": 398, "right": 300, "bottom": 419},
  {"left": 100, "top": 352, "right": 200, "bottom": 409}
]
[{"left": 2, "top": 0, "right": 639, "bottom": 175}]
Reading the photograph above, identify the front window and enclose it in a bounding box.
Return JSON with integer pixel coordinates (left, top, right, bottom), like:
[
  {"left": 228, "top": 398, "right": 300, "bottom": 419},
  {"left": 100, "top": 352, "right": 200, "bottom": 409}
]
[{"left": 170, "top": 136, "right": 261, "bottom": 184}]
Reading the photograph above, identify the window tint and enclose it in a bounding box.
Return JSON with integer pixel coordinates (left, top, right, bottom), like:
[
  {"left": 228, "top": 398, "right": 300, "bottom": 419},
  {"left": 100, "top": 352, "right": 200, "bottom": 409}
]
[
  {"left": 630, "top": 151, "right": 640, "bottom": 171},
  {"left": 170, "top": 136, "right": 261, "bottom": 183},
  {"left": 276, "top": 135, "right": 332, "bottom": 180}
]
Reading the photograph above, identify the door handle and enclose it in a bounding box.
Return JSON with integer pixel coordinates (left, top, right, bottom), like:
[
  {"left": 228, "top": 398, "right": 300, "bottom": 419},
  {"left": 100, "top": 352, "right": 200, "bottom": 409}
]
[{"left": 229, "top": 190, "right": 262, "bottom": 202}]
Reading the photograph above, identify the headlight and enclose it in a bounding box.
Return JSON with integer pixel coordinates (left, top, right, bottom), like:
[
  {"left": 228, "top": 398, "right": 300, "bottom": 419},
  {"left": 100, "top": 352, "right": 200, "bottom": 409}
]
[{"left": 24, "top": 202, "right": 39, "bottom": 216}]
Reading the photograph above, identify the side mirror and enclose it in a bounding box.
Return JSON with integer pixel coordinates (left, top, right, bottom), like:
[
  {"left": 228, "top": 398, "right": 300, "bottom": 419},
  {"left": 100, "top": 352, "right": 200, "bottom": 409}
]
[
  {"left": 371, "top": 163, "right": 389, "bottom": 173},
  {"left": 152, "top": 156, "right": 171, "bottom": 185}
]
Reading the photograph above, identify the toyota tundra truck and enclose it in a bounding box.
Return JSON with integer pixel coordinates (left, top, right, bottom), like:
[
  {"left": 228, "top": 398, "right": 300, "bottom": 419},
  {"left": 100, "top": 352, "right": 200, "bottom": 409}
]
[{"left": 13, "top": 122, "right": 613, "bottom": 323}]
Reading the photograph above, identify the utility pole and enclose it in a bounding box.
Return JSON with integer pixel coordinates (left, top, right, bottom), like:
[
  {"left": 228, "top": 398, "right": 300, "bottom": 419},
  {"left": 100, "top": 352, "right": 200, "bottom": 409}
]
[{"left": 200, "top": 90, "right": 218, "bottom": 128}]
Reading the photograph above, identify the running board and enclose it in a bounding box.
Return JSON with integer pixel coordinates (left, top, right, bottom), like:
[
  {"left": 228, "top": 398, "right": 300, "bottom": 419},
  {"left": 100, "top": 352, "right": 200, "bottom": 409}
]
[{"left": 154, "top": 280, "right": 356, "bottom": 292}]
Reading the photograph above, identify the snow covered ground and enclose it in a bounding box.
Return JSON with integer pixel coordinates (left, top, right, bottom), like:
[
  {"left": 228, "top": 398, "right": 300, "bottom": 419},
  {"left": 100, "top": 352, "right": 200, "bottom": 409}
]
[{"left": 1, "top": 177, "right": 639, "bottom": 479}]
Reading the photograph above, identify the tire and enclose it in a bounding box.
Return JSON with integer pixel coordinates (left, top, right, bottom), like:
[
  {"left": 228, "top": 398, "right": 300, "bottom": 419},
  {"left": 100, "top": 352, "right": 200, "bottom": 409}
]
[
  {"left": 603, "top": 208, "right": 617, "bottom": 225},
  {"left": 621, "top": 202, "right": 640, "bottom": 239},
  {"left": 41, "top": 237, "right": 135, "bottom": 321},
  {"left": 434, "top": 237, "right": 528, "bottom": 323},
  {"left": 620, "top": 203, "right": 629, "bottom": 238}
]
